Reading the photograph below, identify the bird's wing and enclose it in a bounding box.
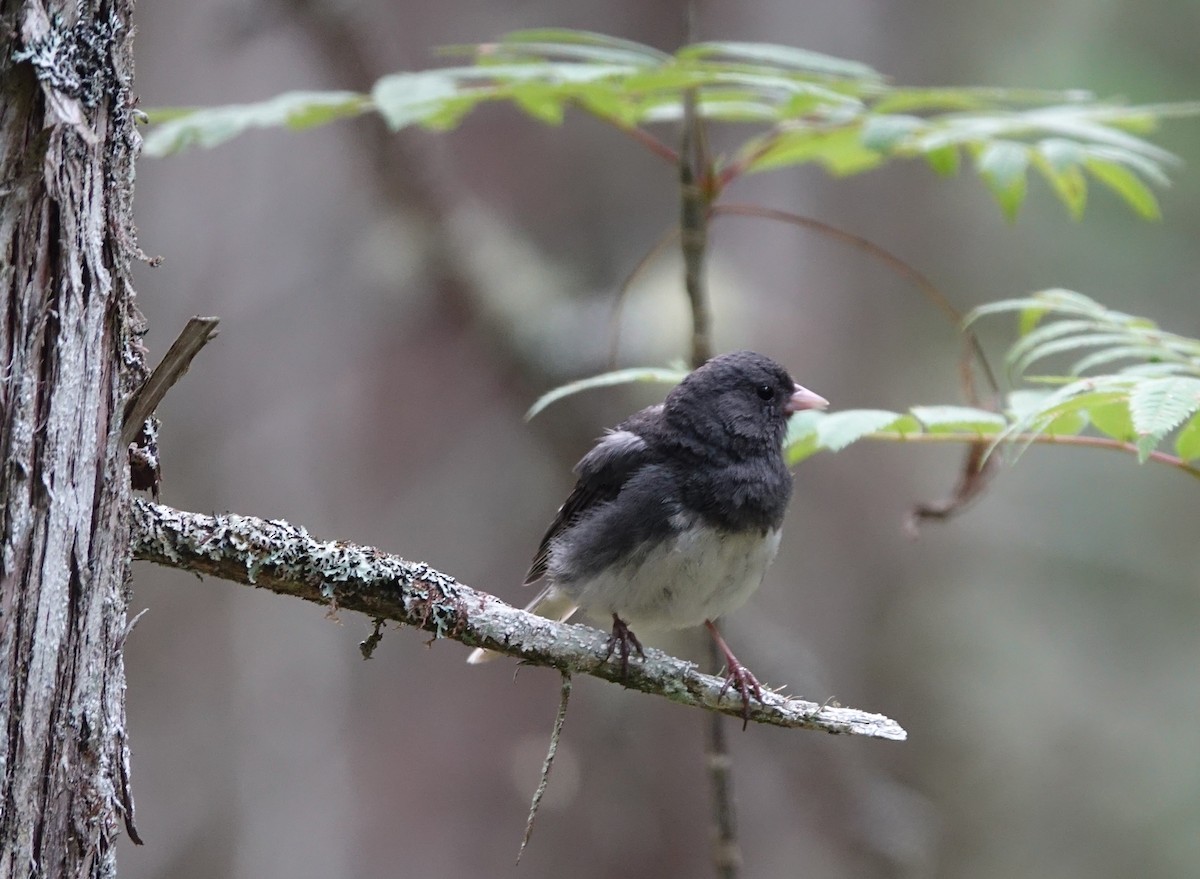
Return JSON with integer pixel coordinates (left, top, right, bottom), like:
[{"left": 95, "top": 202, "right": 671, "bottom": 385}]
[{"left": 525, "top": 419, "right": 657, "bottom": 584}]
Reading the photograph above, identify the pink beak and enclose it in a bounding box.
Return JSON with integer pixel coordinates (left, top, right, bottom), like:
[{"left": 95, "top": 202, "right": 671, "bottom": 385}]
[{"left": 784, "top": 383, "right": 829, "bottom": 414}]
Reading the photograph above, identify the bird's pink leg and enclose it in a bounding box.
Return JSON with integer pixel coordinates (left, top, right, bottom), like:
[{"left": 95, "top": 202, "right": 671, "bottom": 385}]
[
  {"left": 705, "top": 620, "right": 763, "bottom": 729},
  {"left": 604, "top": 613, "right": 646, "bottom": 677}
]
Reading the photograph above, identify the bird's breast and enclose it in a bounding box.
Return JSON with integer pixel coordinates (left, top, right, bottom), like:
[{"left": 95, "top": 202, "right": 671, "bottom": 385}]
[{"left": 571, "top": 517, "right": 782, "bottom": 631}]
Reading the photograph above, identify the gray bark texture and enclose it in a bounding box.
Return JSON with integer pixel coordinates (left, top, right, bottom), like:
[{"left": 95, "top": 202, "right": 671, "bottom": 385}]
[{"left": 0, "top": 0, "right": 146, "bottom": 876}]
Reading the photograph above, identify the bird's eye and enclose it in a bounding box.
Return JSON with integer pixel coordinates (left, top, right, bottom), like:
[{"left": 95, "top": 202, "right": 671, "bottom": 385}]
[{"left": 756, "top": 384, "right": 774, "bottom": 401}]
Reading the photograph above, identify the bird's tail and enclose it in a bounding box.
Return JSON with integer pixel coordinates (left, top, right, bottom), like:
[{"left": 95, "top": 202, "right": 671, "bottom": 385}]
[{"left": 465, "top": 585, "right": 579, "bottom": 664}]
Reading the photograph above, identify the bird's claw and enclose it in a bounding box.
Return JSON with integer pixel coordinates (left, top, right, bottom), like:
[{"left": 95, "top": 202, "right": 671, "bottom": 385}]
[
  {"left": 717, "top": 658, "right": 763, "bottom": 731},
  {"left": 602, "top": 613, "right": 645, "bottom": 678}
]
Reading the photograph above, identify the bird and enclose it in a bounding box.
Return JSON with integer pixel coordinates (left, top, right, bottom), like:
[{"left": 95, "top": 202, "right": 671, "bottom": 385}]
[{"left": 467, "top": 350, "right": 828, "bottom": 723}]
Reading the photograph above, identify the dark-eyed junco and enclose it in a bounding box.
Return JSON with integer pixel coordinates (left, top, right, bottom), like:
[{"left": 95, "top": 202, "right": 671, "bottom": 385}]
[{"left": 468, "top": 350, "right": 828, "bottom": 721}]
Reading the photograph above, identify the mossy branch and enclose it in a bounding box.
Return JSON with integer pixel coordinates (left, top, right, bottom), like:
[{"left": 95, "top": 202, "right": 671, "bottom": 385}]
[{"left": 130, "top": 499, "right": 906, "bottom": 740}]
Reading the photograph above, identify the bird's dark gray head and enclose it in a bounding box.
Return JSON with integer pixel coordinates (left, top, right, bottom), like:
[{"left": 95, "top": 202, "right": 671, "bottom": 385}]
[{"left": 663, "top": 351, "right": 828, "bottom": 454}]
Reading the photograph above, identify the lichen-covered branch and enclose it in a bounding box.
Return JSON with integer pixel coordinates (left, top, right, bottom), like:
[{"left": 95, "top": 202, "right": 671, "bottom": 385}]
[{"left": 130, "top": 500, "right": 906, "bottom": 740}]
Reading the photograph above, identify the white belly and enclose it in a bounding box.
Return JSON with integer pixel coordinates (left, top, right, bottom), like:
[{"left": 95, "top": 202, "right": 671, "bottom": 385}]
[{"left": 571, "top": 524, "right": 782, "bottom": 631}]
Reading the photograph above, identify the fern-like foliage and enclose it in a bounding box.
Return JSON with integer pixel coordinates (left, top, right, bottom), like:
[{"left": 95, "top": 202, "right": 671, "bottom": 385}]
[
  {"left": 786, "top": 290, "right": 1200, "bottom": 467},
  {"left": 965, "top": 290, "right": 1200, "bottom": 462},
  {"left": 141, "top": 29, "right": 1200, "bottom": 222},
  {"left": 525, "top": 292, "right": 1200, "bottom": 473}
]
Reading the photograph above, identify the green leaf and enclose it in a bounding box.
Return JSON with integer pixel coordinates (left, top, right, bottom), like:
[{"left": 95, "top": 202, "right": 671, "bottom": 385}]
[
  {"left": 1127, "top": 377, "right": 1200, "bottom": 449},
  {"left": 1032, "top": 145, "right": 1088, "bottom": 220},
  {"left": 1119, "top": 362, "right": 1200, "bottom": 378},
  {"left": 573, "top": 83, "right": 638, "bottom": 125},
  {"left": 785, "top": 410, "right": 825, "bottom": 464},
  {"left": 743, "top": 125, "right": 884, "bottom": 176},
  {"left": 1134, "top": 434, "right": 1160, "bottom": 462},
  {"left": 1003, "top": 376, "right": 1135, "bottom": 437},
  {"left": 1004, "top": 319, "right": 1100, "bottom": 370},
  {"left": 965, "top": 289, "right": 1114, "bottom": 326},
  {"left": 641, "top": 91, "right": 782, "bottom": 124},
  {"left": 966, "top": 288, "right": 1200, "bottom": 380},
  {"left": 976, "top": 140, "right": 1030, "bottom": 221},
  {"left": 1006, "top": 389, "right": 1053, "bottom": 419},
  {"left": 142, "top": 91, "right": 369, "bottom": 155},
  {"left": 1045, "top": 409, "right": 1090, "bottom": 436},
  {"left": 910, "top": 405, "right": 1008, "bottom": 433},
  {"left": 879, "top": 414, "right": 923, "bottom": 435},
  {"left": 964, "top": 296, "right": 1044, "bottom": 326},
  {"left": 1087, "top": 399, "right": 1136, "bottom": 442},
  {"left": 860, "top": 114, "right": 925, "bottom": 151},
  {"left": 1018, "top": 306, "right": 1051, "bottom": 336},
  {"left": 1002, "top": 389, "right": 1125, "bottom": 460},
  {"left": 484, "top": 30, "right": 670, "bottom": 66},
  {"left": 138, "top": 28, "right": 1200, "bottom": 217},
  {"left": 510, "top": 82, "right": 566, "bottom": 124},
  {"left": 1037, "top": 137, "right": 1086, "bottom": 171},
  {"left": 1070, "top": 344, "right": 1178, "bottom": 375},
  {"left": 1084, "top": 144, "right": 1173, "bottom": 187},
  {"left": 677, "top": 41, "right": 880, "bottom": 80},
  {"left": 525, "top": 367, "right": 686, "bottom": 420},
  {"left": 1024, "top": 106, "right": 1177, "bottom": 163},
  {"left": 1005, "top": 390, "right": 1088, "bottom": 436},
  {"left": 372, "top": 71, "right": 465, "bottom": 130},
  {"left": 1174, "top": 413, "right": 1200, "bottom": 463},
  {"left": 869, "top": 86, "right": 1092, "bottom": 114},
  {"left": 1011, "top": 332, "right": 1139, "bottom": 377},
  {"left": 1084, "top": 157, "right": 1162, "bottom": 220},
  {"left": 815, "top": 409, "right": 907, "bottom": 451},
  {"left": 924, "top": 144, "right": 961, "bottom": 176}
]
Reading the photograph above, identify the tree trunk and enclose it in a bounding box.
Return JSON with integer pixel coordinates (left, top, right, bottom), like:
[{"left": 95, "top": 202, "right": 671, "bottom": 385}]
[{"left": 0, "top": 0, "right": 145, "bottom": 876}]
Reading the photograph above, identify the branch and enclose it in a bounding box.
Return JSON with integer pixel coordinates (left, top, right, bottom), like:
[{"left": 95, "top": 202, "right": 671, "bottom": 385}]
[
  {"left": 679, "top": 87, "right": 713, "bottom": 368},
  {"left": 122, "top": 316, "right": 220, "bottom": 445},
  {"left": 130, "top": 499, "right": 906, "bottom": 740},
  {"left": 863, "top": 429, "right": 1200, "bottom": 480}
]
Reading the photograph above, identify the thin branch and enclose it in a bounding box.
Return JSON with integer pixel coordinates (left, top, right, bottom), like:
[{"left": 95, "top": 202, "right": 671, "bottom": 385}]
[
  {"left": 122, "top": 316, "right": 220, "bottom": 445},
  {"left": 706, "top": 694, "right": 741, "bottom": 879},
  {"left": 607, "top": 225, "right": 681, "bottom": 368},
  {"left": 711, "top": 203, "right": 998, "bottom": 400},
  {"left": 906, "top": 440, "right": 997, "bottom": 537},
  {"left": 678, "top": 49, "right": 745, "bottom": 879},
  {"left": 615, "top": 123, "right": 680, "bottom": 165},
  {"left": 518, "top": 672, "right": 572, "bottom": 864},
  {"left": 711, "top": 202, "right": 1006, "bottom": 528},
  {"left": 129, "top": 499, "right": 907, "bottom": 739},
  {"left": 862, "top": 429, "right": 1200, "bottom": 480},
  {"left": 680, "top": 88, "right": 713, "bottom": 368}
]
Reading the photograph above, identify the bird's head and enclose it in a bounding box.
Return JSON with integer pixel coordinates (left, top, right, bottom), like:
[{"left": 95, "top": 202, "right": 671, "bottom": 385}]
[{"left": 664, "top": 350, "right": 828, "bottom": 452}]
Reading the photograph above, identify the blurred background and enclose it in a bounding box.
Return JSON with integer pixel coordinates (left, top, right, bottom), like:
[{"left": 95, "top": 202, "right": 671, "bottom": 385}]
[{"left": 121, "top": 1, "right": 1200, "bottom": 877}]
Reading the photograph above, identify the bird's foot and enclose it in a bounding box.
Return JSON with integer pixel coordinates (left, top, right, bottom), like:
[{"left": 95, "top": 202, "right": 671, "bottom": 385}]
[
  {"left": 718, "top": 661, "right": 763, "bottom": 731},
  {"left": 603, "top": 613, "right": 645, "bottom": 678},
  {"left": 706, "top": 620, "right": 764, "bottom": 730}
]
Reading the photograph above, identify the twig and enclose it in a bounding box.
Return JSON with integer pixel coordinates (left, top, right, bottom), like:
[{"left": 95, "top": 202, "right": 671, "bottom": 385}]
[
  {"left": 710, "top": 204, "right": 997, "bottom": 400},
  {"left": 122, "top": 316, "right": 220, "bottom": 445},
  {"left": 710, "top": 203, "right": 1005, "bottom": 525},
  {"left": 680, "top": 88, "right": 713, "bottom": 369},
  {"left": 678, "top": 33, "right": 745, "bottom": 875},
  {"left": 607, "top": 225, "right": 681, "bottom": 368},
  {"left": 906, "top": 441, "right": 996, "bottom": 536},
  {"left": 865, "top": 429, "right": 1200, "bottom": 480},
  {"left": 129, "top": 500, "right": 907, "bottom": 739},
  {"left": 706, "top": 669, "right": 741, "bottom": 879},
  {"left": 518, "top": 672, "right": 573, "bottom": 864},
  {"left": 614, "top": 123, "right": 680, "bottom": 165}
]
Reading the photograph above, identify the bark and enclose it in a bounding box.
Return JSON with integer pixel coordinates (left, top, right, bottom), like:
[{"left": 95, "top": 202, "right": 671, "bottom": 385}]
[{"left": 0, "top": 0, "right": 146, "bottom": 876}]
